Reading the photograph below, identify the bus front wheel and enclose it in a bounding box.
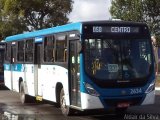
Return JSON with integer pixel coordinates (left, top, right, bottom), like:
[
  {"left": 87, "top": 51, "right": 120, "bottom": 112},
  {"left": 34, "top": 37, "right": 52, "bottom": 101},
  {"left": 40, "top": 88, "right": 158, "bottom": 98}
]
[{"left": 60, "top": 88, "right": 73, "bottom": 116}]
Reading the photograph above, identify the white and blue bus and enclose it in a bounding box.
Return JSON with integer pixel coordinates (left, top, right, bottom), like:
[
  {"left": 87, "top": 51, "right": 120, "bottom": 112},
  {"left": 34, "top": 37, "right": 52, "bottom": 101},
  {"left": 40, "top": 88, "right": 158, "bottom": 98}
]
[{"left": 4, "top": 21, "right": 155, "bottom": 115}]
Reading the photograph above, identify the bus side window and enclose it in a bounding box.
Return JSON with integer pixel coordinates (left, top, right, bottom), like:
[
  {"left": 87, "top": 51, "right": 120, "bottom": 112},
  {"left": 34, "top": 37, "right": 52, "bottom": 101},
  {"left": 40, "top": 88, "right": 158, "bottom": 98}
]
[
  {"left": 44, "top": 36, "right": 55, "bottom": 62},
  {"left": 17, "top": 41, "right": 25, "bottom": 62},
  {"left": 55, "top": 34, "right": 67, "bottom": 62},
  {"left": 25, "top": 39, "right": 34, "bottom": 62},
  {"left": 64, "top": 48, "right": 67, "bottom": 62},
  {"left": 5, "top": 43, "right": 11, "bottom": 63}
]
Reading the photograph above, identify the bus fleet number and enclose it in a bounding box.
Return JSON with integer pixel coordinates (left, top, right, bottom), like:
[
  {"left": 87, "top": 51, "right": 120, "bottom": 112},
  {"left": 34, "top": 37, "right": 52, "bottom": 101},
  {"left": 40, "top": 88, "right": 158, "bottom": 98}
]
[
  {"left": 93, "top": 26, "right": 102, "bottom": 33},
  {"left": 130, "top": 88, "right": 142, "bottom": 95}
]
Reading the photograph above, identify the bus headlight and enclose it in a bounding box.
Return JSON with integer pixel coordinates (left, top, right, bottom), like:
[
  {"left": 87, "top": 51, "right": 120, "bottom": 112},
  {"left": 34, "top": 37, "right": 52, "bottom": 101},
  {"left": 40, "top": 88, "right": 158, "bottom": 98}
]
[
  {"left": 84, "top": 82, "right": 100, "bottom": 97},
  {"left": 145, "top": 81, "right": 155, "bottom": 94}
]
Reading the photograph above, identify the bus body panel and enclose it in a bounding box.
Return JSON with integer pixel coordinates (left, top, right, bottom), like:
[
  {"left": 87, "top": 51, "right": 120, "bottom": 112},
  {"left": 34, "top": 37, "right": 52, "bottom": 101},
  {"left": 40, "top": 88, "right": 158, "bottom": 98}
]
[
  {"left": 38, "top": 65, "right": 69, "bottom": 103},
  {"left": 4, "top": 63, "right": 70, "bottom": 104},
  {"left": 81, "top": 92, "right": 104, "bottom": 109},
  {"left": 80, "top": 91, "right": 155, "bottom": 110},
  {"left": 29, "top": 64, "right": 69, "bottom": 104},
  {"left": 4, "top": 64, "right": 24, "bottom": 92},
  {"left": 141, "top": 90, "right": 155, "bottom": 105},
  {"left": 80, "top": 61, "right": 155, "bottom": 109},
  {"left": 25, "top": 64, "right": 36, "bottom": 96},
  {"left": 4, "top": 64, "right": 12, "bottom": 89},
  {"left": 82, "top": 75, "right": 155, "bottom": 97},
  {"left": 4, "top": 70, "right": 11, "bottom": 89},
  {"left": 12, "top": 71, "right": 22, "bottom": 92},
  {"left": 12, "top": 64, "right": 25, "bottom": 92}
]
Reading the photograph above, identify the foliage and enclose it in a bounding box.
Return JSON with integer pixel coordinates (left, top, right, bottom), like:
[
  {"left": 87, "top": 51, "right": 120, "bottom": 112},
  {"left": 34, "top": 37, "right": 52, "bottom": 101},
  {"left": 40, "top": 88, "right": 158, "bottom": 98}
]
[
  {"left": 110, "top": 0, "right": 143, "bottom": 22},
  {"left": 110, "top": 0, "right": 160, "bottom": 40},
  {"left": 143, "top": 0, "right": 160, "bottom": 37},
  {"left": 0, "top": 0, "right": 73, "bottom": 39}
]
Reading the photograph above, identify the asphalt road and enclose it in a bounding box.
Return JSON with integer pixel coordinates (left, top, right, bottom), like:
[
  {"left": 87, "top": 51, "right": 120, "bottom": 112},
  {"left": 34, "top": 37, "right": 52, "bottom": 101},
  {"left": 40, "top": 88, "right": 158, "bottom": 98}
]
[{"left": 0, "top": 86, "right": 160, "bottom": 120}]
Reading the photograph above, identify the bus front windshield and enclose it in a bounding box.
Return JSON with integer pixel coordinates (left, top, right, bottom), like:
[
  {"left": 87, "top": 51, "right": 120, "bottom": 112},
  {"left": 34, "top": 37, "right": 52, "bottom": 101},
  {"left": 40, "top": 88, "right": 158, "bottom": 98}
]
[{"left": 84, "top": 38, "right": 153, "bottom": 80}]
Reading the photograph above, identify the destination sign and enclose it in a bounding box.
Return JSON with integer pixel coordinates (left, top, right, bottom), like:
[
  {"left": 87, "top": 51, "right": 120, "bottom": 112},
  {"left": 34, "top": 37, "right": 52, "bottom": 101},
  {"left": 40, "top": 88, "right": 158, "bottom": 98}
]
[{"left": 92, "top": 26, "right": 139, "bottom": 33}]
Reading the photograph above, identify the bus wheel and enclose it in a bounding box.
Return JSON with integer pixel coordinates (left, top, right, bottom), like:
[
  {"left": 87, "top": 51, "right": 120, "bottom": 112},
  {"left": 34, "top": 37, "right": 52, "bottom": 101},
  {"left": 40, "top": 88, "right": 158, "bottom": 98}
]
[
  {"left": 20, "top": 82, "right": 30, "bottom": 104},
  {"left": 60, "top": 88, "right": 72, "bottom": 116}
]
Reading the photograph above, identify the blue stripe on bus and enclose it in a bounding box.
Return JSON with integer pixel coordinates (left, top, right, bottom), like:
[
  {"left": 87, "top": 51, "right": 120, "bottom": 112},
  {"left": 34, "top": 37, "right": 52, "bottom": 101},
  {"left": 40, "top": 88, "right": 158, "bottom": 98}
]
[
  {"left": 4, "top": 64, "right": 11, "bottom": 71},
  {"left": 5, "top": 22, "right": 82, "bottom": 42},
  {"left": 4, "top": 64, "right": 24, "bottom": 72}
]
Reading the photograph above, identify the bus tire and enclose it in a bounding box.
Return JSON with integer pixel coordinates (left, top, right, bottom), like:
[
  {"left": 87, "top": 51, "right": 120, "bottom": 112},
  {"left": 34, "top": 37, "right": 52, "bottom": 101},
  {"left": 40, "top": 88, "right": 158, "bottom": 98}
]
[
  {"left": 60, "top": 88, "right": 73, "bottom": 116},
  {"left": 19, "top": 82, "right": 30, "bottom": 104}
]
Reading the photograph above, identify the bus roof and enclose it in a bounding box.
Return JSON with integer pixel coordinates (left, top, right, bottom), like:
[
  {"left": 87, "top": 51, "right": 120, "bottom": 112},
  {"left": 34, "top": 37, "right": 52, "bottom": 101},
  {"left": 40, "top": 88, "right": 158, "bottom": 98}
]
[
  {"left": 81, "top": 20, "right": 147, "bottom": 26},
  {"left": 5, "top": 20, "right": 147, "bottom": 42},
  {"left": 5, "top": 22, "right": 82, "bottom": 42}
]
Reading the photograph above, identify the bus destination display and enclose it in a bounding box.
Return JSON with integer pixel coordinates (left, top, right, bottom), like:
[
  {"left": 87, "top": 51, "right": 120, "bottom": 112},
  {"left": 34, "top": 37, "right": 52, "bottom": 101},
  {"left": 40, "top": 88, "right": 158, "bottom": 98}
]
[{"left": 92, "top": 26, "right": 139, "bottom": 33}]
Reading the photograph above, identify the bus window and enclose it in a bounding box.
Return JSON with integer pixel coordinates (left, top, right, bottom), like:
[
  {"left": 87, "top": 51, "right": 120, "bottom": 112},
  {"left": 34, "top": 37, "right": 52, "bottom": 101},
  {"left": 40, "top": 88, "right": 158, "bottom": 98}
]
[
  {"left": 5, "top": 43, "right": 11, "bottom": 63},
  {"left": 25, "top": 39, "right": 33, "bottom": 62},
  {"left": 17, "top": 41, "right": 25, "bottom": 62},
  {"left": 55, "top": 34, "right": 67, "bottom": 62},
  {"left": 44, "top": 36, "right": 55, "bottom": 62},
  {"left": 84, "top": 39, "right": 151, "bottom": 80}
]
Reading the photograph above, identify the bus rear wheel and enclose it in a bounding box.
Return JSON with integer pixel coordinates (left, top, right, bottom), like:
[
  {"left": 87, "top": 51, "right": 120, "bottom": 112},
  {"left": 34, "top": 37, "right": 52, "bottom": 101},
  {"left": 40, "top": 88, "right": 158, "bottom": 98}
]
[
  {"left": 19, "top": 82, "right": 30, "bottom": 104},
  {"left": 60, "top": 88, "right": 73, "bottom": 116}
]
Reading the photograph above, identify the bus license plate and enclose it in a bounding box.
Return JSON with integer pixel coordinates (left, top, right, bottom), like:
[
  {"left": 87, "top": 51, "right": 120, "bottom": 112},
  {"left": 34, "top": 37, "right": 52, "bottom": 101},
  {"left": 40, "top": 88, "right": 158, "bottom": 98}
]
[{"left": 117, "top": 102, "right": 130, "bottom": 108}]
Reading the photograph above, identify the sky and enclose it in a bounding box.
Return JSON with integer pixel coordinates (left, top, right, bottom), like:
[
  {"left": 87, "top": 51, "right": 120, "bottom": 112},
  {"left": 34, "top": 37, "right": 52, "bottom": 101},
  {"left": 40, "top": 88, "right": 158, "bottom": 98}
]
[{"left": 69, "top": 0, "right": 112, "bottom": 22}]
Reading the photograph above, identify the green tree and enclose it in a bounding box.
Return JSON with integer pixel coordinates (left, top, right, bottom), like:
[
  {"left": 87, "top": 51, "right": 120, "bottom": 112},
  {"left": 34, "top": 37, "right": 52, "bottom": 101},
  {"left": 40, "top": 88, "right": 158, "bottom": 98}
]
[
  {"left": 143, "top": 0, "right": 160, "bottom": 37},
  {"left": 110, "top": 0, "right": 143, "bottom": 22},
  {"left": 0, "top": 0, "right": 73, "bottom": 39},
  {"left": 110, "top": 0, "right": 160, "bottom": 39}
]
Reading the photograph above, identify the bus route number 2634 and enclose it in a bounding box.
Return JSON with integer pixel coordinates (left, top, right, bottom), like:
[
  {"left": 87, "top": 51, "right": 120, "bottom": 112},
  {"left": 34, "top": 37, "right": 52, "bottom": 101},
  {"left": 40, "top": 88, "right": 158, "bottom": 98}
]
[{"left": 130, "top": 88, "right": 142, "bottom": 95}]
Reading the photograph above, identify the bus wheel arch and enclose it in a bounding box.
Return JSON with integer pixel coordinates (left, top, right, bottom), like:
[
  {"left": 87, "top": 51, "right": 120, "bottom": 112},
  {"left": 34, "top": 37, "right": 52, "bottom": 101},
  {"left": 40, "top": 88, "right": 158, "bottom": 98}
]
[
  {"left": 19, "top": 80, "right": 31, "bottom": 104},
  {"left": 19, "top": 77, "right": 23, "bottom": 92},
  {"left": 55, "top": 82, "right": 63, "bottom": 107}
]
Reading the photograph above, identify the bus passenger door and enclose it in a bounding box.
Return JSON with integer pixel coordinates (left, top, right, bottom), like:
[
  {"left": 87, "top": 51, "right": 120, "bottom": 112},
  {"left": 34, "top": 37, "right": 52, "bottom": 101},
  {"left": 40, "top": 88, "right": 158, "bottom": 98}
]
[{"left": 69, "top": 40, "right": 81, "bottom": 107}]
